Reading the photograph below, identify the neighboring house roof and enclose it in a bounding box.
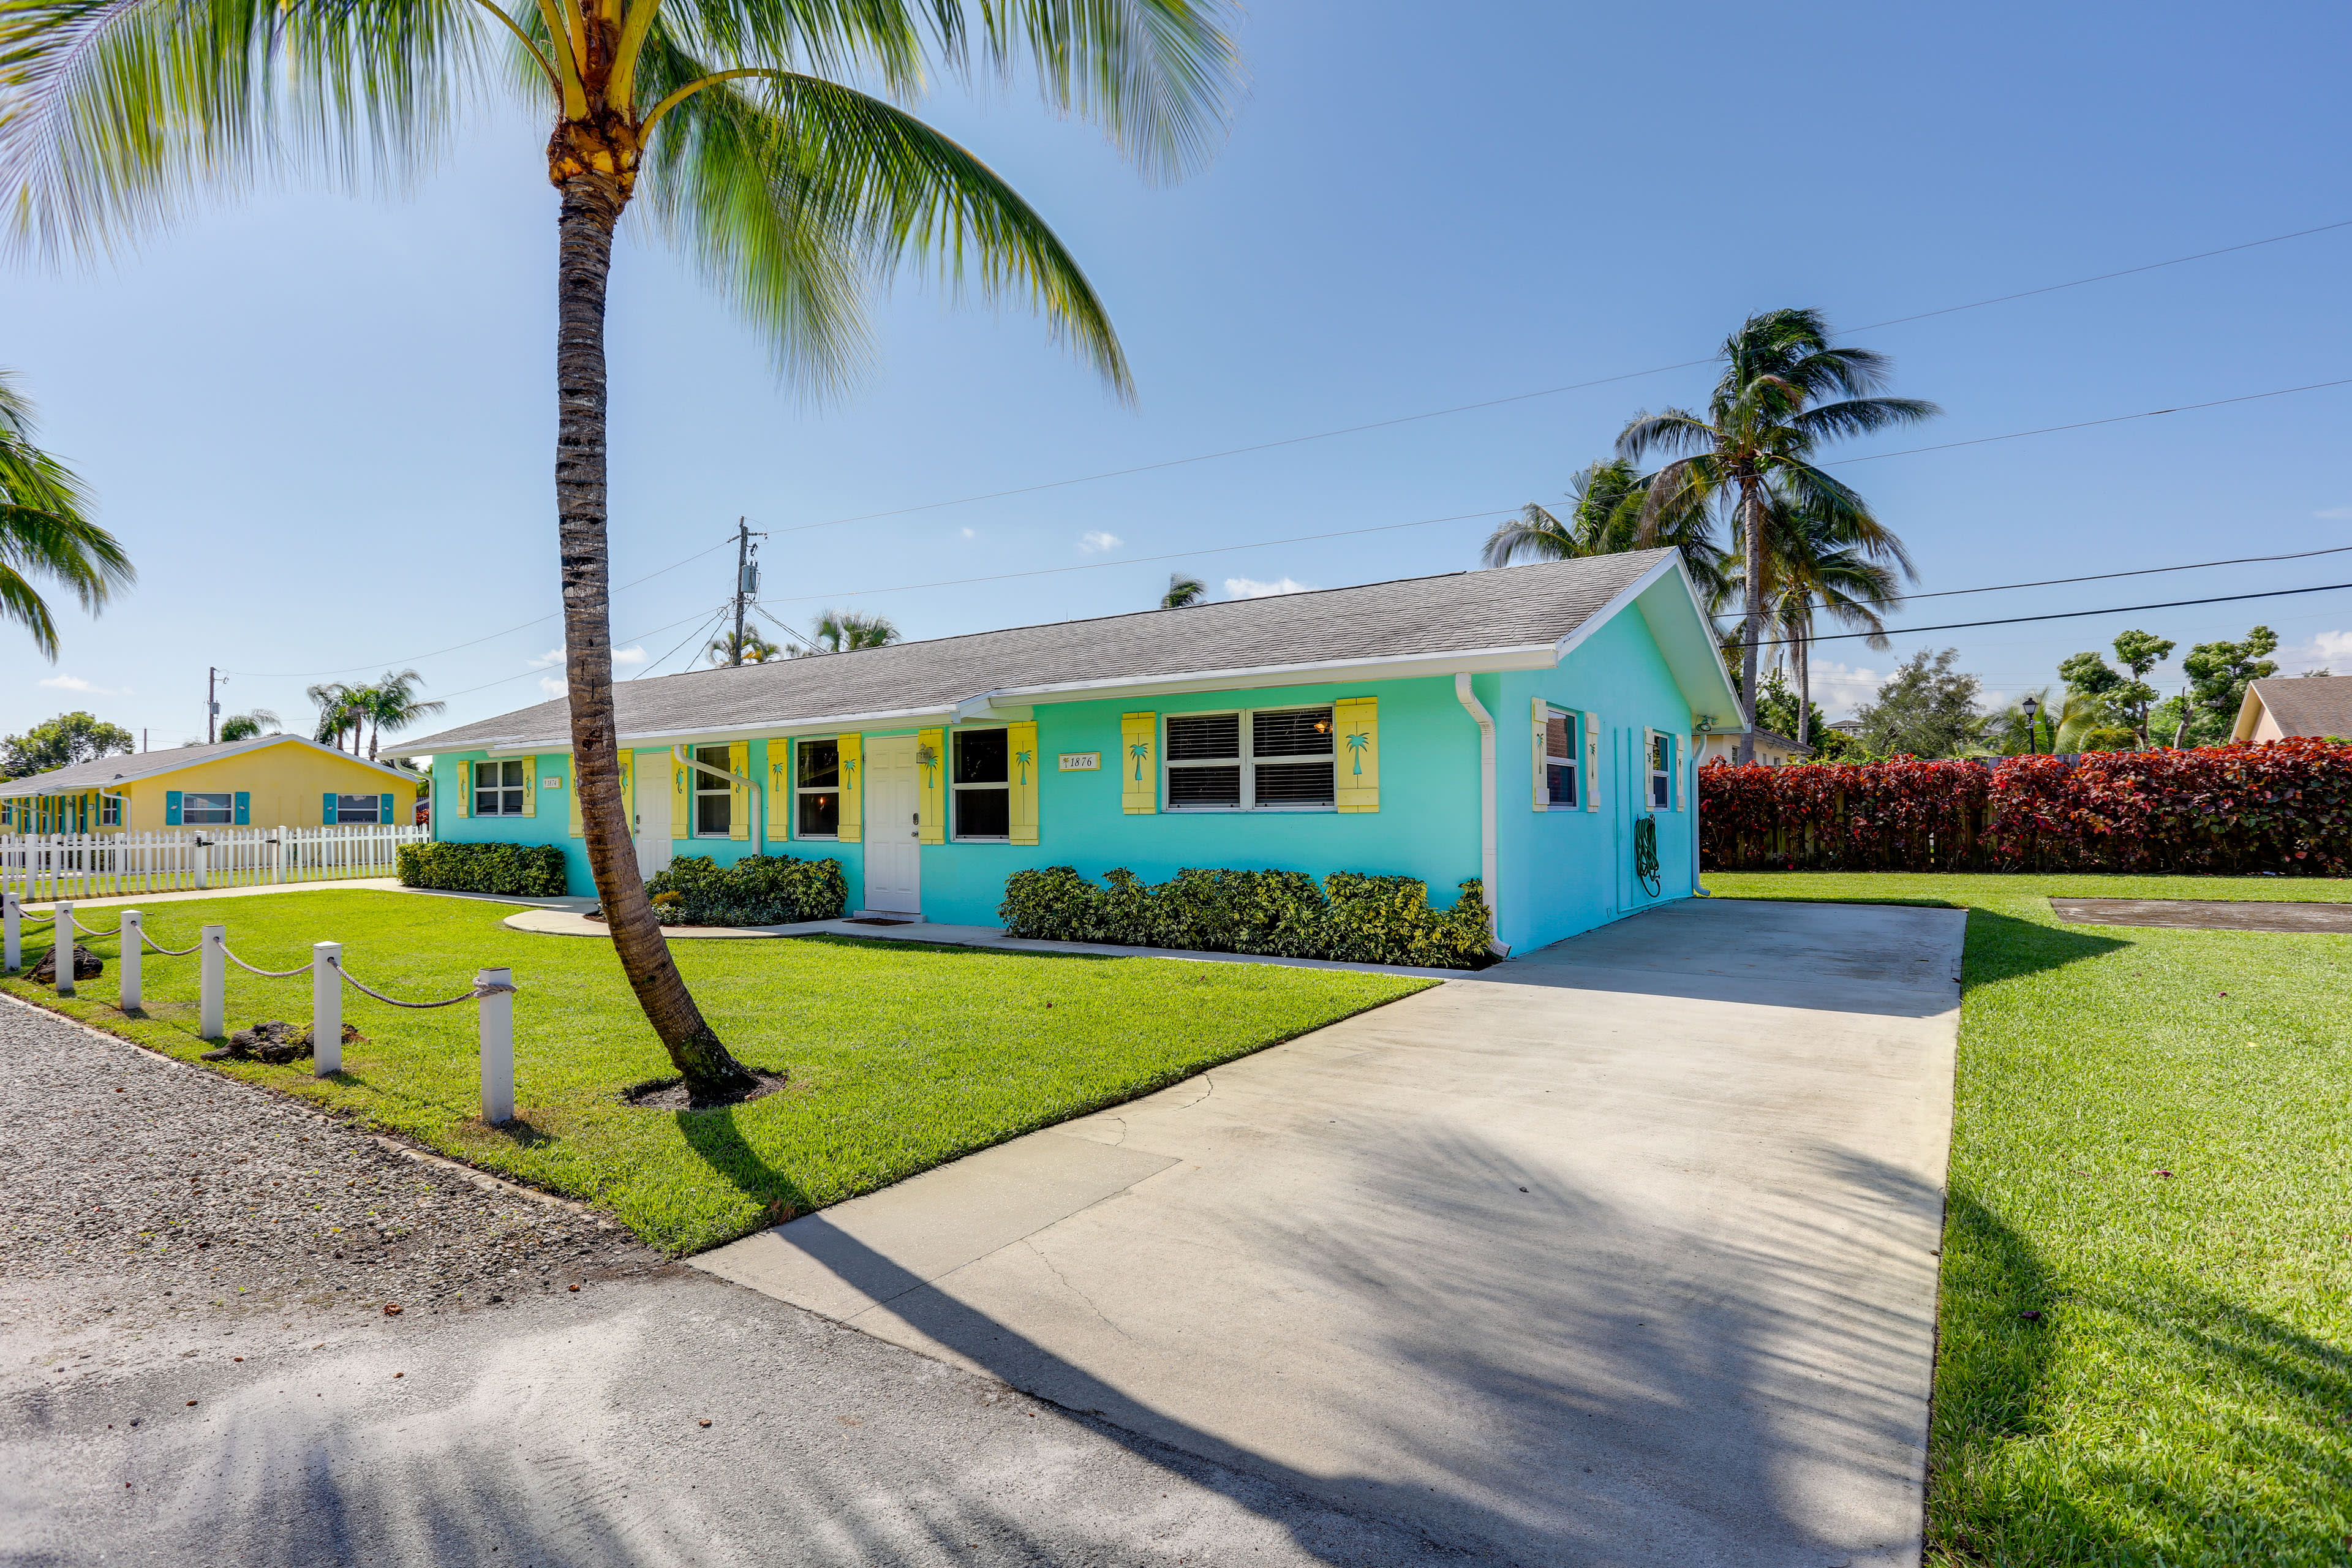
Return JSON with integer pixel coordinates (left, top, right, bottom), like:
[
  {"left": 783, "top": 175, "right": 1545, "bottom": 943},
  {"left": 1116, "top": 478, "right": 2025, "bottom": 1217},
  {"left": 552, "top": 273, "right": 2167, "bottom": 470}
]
[
  {"left": 1, "top": 734, "right": 417, "bottom": 799},
  {"left": 1702, "top": 728, "right": 1812, "bottom": 758},
  {"left": 2235, "top": 674, "right": 2352, "bottom": 741},
  {"left": 405, "top": 551, "right": 1740, "bottom": 755}
]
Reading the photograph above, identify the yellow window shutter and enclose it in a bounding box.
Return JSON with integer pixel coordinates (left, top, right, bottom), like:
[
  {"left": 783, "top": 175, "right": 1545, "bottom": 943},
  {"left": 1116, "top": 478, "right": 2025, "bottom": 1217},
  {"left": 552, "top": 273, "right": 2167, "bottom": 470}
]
[
  {"left": 1583, "top": 713, "right": 1601, "bottom": 813},
  {"left": 1531, "top": 698, "right": 1549, "bottom": 812},
  {"left": 1008, "top": 722, "right": 1039, "bottom": 844},
  {"left": 454, "top": 761, "right": 470, "bottom": 819},
  {"left": 1120, "top": 713, "right": 1156, "bottom": 814},
  {"left": 567, "top": 760, "right": 582, "bottom": 837},
  {"left": 618, "top": 751, "right": 635, "bottom": 829},
  {"left": 729, "top": 742, "right": 750, "bottom": 840},
  {"left": 671, "top": 750, "right": 690, "bottom": 839},
  {"left": 839, "top": 734, "right": 862, "bottom": 843},
  {"left": 1335, "top": 697, "right": 1379, "bottom": 812},
  {"left": 917, "top": 728, "right": 946, "bottom": 843},
  {"left": 521, "top": 764, "right": 536, "bottom": 818},
  {"left": 768, "top": 754, "right": 789, "bottom": 842}
]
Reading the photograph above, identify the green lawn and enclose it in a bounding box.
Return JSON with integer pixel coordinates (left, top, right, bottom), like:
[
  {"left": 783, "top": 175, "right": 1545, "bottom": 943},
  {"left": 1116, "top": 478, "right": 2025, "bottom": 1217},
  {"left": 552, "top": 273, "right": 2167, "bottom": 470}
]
[
  {"left": 1709, "top": 872, "right": 2352, "bottom": 1568},
  {"left": 2, "top": 889, "right": 1428, "bottom": 1254}
]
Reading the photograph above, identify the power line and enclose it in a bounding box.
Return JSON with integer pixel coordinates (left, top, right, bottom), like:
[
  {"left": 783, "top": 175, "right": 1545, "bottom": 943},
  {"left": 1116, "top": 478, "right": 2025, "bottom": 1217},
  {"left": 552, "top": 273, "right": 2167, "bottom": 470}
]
[
  {"left": 426, "top": 601, "right": 734, "bottom": 702},
  {"left": 762, "top": 216, "right": 2352, "bottom": 537},
  {"left": 1711, "top": 541, "right": 2352, "bottom": 622},
  {"left": 1825, "top": 377, "right": 2352, "bottom": 468},
  {"left": 223, "top": 533, "right": 741, "bottom": 679},
  {"left": 1771, "top": 581, "right": 2352, "bottom": 646}
]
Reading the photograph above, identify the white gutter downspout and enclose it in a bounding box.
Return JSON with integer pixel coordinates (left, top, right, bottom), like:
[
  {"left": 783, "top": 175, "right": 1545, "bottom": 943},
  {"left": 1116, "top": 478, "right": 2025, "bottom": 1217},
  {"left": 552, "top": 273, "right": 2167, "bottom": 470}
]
[{"left": 1454, "top": 674, "right": 1507, "bottom": 956}]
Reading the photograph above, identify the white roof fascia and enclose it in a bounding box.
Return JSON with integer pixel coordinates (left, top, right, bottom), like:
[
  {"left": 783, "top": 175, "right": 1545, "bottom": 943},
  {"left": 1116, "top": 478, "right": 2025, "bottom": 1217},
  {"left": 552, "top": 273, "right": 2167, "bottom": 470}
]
[
  {"left": 453, "top": 703, "right": 968, "bottom": 759},
  {"left": 1, "top": 734, "right": 410, "bottom": 796}
]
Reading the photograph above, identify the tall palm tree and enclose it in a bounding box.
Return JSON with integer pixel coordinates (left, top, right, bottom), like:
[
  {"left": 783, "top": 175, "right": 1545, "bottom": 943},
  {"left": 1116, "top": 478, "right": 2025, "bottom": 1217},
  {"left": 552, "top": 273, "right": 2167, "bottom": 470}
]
[
  {"left": 1, "top": 368, "right": 134, "bottom": 658},
  {"left": 306, "top": 682, "right": 366, "bottom": 752},
  {"left": 1481, "top": 457, "right": 1730, "bottom": 604},
  {"left": 1620, "top": 309, "right": 1936, "bottom": 762},
  {"left": 361, "top": 669, "right": 447, "bottom": 759},
  {"left": 3, "top": 0, "right": 1239, "bottom": 1097},
  {"left": 797, "top": 608, "right": 899, "bottom": 655},
  {"left": 1740, "top": 529, "right": 1899, "bottom": 748},
  {"left": 1161, "top": 574, "right": 1206, "bottom": 609}
]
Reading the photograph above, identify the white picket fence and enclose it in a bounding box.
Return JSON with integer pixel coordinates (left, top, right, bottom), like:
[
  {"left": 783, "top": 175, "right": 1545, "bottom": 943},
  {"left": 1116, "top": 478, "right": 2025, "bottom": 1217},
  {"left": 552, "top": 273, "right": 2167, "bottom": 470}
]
[{"left": 0, "top": 824, "right": 427, "bottom": 901}]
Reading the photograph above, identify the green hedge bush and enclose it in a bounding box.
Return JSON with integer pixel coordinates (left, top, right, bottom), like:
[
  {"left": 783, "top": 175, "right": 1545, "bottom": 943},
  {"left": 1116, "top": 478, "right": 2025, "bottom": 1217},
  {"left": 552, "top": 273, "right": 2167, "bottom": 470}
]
[
  {"left": 396, "top": 841, "right": 570, "bottom": 898},
  {"left": 999, "top": 865, "right": 1493, "bottom": 970},
  {"left": 644, "top": 853, "right": 847, "bottom": 926}
]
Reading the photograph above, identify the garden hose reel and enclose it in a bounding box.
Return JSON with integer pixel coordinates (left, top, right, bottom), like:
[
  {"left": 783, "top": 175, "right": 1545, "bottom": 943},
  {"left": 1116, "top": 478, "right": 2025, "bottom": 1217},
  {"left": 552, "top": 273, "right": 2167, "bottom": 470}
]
[{"left": 1633, "top": 813, "right": 1662, "bottom": 899}]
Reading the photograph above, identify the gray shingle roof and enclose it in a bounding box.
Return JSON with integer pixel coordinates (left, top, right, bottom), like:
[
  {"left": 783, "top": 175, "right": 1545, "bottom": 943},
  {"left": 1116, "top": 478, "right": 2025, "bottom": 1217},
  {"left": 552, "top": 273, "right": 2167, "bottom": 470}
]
[
  {"left": 402, "top": 551, "right": 1679, "bottom": 753},
  {"left": 1, "top": 734, "right": 414, "bottom": 796},
  {"left": 2247, "top": 675, "right": 2352, "bottom": 737}
]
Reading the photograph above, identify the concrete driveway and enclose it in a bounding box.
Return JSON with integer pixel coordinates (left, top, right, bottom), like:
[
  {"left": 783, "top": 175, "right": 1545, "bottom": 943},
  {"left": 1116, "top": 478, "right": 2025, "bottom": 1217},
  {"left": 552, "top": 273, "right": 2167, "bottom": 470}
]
[{"left": 699, "top": 897, "right": 1968, "bottom": 1567}]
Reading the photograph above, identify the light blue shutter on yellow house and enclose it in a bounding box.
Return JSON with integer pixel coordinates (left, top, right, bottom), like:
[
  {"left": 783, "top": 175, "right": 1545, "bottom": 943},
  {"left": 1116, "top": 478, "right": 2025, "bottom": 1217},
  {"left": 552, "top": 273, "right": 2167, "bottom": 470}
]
[
  {"left": 916, "top": 728, "right": 945, "bottom": 844},
  {"left": 1008, "top": 721, "right": 1039, "bottom": 844},
  {"left": 1333, "top": 697, "right": 1378, "bottom": 812}
]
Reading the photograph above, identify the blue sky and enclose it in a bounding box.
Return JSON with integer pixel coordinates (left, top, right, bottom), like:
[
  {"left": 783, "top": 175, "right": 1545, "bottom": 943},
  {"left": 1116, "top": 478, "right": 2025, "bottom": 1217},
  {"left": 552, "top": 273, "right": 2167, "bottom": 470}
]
[{"left": 10, "top": 0, "right": 2351, "bottom": 748}]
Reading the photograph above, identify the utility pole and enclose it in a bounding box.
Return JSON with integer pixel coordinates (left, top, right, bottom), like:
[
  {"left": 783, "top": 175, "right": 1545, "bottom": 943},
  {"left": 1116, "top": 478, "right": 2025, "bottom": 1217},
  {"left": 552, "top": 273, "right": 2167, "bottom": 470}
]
[
  {"left": 728, "top": 518, "right": 766, "bottom": 666},
  {"left": 207, "top": 667, "right": 222, "bottom": 744}
]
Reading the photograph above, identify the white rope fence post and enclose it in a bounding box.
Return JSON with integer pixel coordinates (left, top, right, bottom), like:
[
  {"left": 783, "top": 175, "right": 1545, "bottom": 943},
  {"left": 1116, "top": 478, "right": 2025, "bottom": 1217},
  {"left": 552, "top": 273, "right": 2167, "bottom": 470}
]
[
  {"left": 199, "top": 925, "right": 226, "bottom": 1040},
  {"left": 53, "top": 900, "right": 74, "bottom": 997},
  {"left": 312, "top": 942, "right": 342, "bottom": 1076},
  {"left": 3, "top": 889, "right": 18, "bottom": 973},
  {"left": 119, "top": 911, "right": 142, "bottom": 1012},
  {"left": 478, "top": 967, "right": 514, "bottom": 1125}
]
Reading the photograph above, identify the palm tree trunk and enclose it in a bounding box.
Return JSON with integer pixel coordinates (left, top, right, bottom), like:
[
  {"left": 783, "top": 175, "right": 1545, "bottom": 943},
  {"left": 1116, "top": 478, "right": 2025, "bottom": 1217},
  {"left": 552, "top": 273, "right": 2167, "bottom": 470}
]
[
  {"left": 1737, "top": 479, "right": 1762, "bottom": 764},
  {"left": 555, "top": 172, "right": 758, "bottom": 1099},
  {"left": 1795, "top": 611, "right": 1812, "bottom": 748}
]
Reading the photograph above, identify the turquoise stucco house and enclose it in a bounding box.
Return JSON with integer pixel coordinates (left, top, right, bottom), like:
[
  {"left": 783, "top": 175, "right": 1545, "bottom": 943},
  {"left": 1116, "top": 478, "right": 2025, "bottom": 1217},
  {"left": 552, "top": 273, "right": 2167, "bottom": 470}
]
[{"left": 399, "top": 549, "right": 1740, "bottom": 956}]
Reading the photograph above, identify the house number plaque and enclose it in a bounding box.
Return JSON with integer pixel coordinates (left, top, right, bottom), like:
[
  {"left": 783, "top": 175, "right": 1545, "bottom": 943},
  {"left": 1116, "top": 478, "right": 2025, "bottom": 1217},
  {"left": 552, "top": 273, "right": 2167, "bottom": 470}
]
[{"left": 1057, "top": 752, "right": 1102, "bottom": 771}]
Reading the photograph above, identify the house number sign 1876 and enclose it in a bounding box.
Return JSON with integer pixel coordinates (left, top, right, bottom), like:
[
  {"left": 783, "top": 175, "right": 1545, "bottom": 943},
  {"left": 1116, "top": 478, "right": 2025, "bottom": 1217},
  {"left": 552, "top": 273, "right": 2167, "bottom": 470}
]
[{"left": 1057, "top": 753, "right": 1102, "bottom": 771}]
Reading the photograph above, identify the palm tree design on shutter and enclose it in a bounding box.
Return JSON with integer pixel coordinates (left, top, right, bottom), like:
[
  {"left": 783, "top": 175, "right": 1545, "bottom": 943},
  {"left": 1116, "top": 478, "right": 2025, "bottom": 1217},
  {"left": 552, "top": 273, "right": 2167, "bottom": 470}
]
[
  {"left": 916, "top": 744, "right": 938, "bottom": 788},
  {"left": 1345, "top": 729, "right": 1370, "bottom": 775},
  {"left": 1129, "top": 739, "right": 1150, "bottom": 781},
  {"left": 844, "top": 756, "right": 859, "bottom": 788}
]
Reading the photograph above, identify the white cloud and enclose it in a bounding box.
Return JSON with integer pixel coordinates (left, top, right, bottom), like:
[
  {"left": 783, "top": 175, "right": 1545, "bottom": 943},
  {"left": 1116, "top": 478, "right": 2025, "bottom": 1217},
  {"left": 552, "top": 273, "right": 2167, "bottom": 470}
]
[
  {"left": 38, "top": 674, "right": 116, "bottom": 695},
  {"left": 528, "top": 647, "right": 564, "bottom": 668},
  {"left": 1077, "top": 530, "right": 1121, "bottom": 554},
  {"left": 612, "top": 645, "right": 646, "bottom": 666},
  {"left": 532, "top": 645, "right": 644, "bottom": 669},
  {"left": 2315, "top": 506, "right": 2352, "bottom": 520},
  {"left": 1806, "top": 660, "right": 1885, "bottom": 718},
  {"left": 2285, "top": 628, "right": 2352, "bottom": 673},
  {"left": 538, "top": 675, "right": 567, "bottom": 699},
  {"left": 1224, "top": 575, "right": 1314, "bottom": 599},
  {"left": 960, "top": 527, "right": 977, "bottom": 540}
]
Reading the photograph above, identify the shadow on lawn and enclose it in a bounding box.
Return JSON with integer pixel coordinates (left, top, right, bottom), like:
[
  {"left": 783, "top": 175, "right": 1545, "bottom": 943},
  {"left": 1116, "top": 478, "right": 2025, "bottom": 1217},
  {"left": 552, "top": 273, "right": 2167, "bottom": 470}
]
[
  {"left": 676, "top": 1102, "right": 813, "bottom": 1221},
  {"left": 1961, "top": 908, "right": 2130, "bottom": 988}
]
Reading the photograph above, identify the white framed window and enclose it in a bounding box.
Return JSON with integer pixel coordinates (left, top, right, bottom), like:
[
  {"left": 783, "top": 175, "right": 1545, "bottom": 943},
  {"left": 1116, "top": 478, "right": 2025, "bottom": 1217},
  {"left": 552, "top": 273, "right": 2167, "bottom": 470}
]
[
  {"left": 1164, "top": 706, "right": 1335, "bottom": 811},
  {"left": 1545, "top": 708, "right": 1578, "bottom": 808},
  {"left": 952, "top": 728, "right": 1011, "bottom": 840},
  {"left": 1648, "top": 730, "right": 1672, "bottom": 810},
  {"left": 183, "top": 791, "right": 235, "bottom": 826},
  {"left": 473, "top": 760, "right": 526, "bottom": 816},
  {"left": 100, "top": 794, "right": 123, "bottom": 827},
  {"left": 796, "top": 738, "right": 840, "bottom": 838},
  {"left": 692, "top": 745, "right": 733, "bottom": 837},
  {"left": 333, "top": 794, "right": 382, "bottom": 825}
]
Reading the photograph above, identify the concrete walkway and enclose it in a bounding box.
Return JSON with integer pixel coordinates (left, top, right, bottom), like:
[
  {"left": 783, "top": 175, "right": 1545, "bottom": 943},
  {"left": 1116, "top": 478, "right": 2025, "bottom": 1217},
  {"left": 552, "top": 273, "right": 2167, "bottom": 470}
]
[{"left": 698, "top": 897, "right": 1967, "bottom": 1567}]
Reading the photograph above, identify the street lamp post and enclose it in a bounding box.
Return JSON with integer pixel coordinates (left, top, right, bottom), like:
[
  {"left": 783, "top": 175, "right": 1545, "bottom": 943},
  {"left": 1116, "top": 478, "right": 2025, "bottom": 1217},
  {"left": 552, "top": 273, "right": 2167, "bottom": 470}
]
[{"left": 2021, "top": 695, "right": 2041, "bottom": 756}]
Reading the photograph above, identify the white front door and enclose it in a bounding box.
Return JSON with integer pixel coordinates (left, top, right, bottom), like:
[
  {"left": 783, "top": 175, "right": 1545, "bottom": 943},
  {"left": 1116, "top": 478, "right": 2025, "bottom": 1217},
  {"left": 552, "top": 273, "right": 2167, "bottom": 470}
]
[
  {"left": 634, "top": 758, "right": 672, "bottom": 881},
  {"left": 863, "top": 736, "right": 921, "bottom": 914}
]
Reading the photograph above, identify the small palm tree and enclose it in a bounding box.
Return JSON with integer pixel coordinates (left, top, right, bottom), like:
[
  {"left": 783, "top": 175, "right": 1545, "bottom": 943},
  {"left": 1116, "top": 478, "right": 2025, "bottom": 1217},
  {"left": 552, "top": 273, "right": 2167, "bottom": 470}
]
[
  {"left": 1482, "top": 458, "right": 1730, "bottom": 604},
  {"left": 706, "top": 631, "right": 782, "bottom": 666},
  {"left": 1743, "top": 527, "right": 1899, "bottom": 748},
  {"left": 1620, "top": 309, "right": 1936, "bottom": 761},
  {"left": 306, "top": 683, "right": 365, "bottom": 752},
  {"left": 799, "top": 609, "right": 899, "bottom": 655},
  {"left": 217, "top": 709, "right": 281, "bottom": 742},
  {"left": 1, "top": 369, "right": 134, "bottom": 658},
  {"left": 360, "top": 670, "right": 447, "bottom": 760},
  {"left": 2, "top": 0, "right": 1240, "bottom": 1096},
  {"left": 1161, "top": 574, "right": 1207, "bottom": 609}
]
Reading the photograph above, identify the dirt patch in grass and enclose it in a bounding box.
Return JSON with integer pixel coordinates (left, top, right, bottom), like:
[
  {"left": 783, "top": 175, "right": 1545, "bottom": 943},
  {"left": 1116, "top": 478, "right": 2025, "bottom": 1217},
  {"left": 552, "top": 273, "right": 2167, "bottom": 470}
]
[{"left": 623, "top": 1070, "right": 793, "bottom": 1110}]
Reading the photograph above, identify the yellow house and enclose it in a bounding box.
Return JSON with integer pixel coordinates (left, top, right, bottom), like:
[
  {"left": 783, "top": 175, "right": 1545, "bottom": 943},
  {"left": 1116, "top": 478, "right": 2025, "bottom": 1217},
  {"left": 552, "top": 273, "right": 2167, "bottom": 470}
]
[{"left": 0, "top": 735, "right": 417, "bottom": 834}]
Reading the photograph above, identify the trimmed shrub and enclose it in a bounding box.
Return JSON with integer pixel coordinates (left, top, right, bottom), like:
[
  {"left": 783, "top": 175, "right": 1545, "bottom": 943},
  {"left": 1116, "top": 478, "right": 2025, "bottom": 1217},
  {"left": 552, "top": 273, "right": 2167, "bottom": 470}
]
[
  {"left": 1699, "top": 737, "right": 2352, "bottom": 874},
  {"left": 644, "top": 853, "right": 848, "bottom": 926},
  {"left": 999, "top": 865, "right": 1493, "bottom": 970},
  {"left": 397, "top": 840, "right": 570, "bottom": 897}
]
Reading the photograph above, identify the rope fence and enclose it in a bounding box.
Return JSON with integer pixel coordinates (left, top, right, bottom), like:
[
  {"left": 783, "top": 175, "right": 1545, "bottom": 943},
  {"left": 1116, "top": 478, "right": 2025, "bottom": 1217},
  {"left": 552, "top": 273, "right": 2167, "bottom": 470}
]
[{"left": 1, "top": 891, "right": 518, "bottom": 1124}]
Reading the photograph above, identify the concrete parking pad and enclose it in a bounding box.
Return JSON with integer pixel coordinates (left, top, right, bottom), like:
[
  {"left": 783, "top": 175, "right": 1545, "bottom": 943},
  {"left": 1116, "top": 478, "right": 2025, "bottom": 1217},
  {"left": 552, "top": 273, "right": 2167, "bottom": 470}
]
[
  {"left": 2051, "top": 895, "right": 2352, "bottom": 933},
  {"left": 698, "top": 896, "right": 1967, "bottom": 1567}
]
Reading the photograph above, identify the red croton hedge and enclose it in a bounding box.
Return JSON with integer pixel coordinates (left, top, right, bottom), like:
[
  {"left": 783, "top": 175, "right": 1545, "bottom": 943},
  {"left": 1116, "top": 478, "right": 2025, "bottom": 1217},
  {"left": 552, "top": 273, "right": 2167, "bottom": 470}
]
[{"left": 1698, "top": 737, "right": 2352, "bottom": 875}]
